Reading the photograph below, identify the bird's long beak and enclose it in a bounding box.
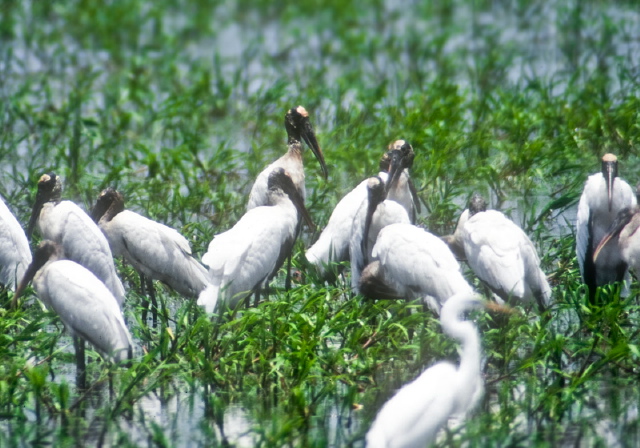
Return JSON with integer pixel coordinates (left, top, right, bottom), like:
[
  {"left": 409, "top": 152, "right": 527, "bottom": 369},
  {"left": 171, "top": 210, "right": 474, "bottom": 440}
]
[
  {"left": 362, "top": 180, "right": 385, "bottom": 264},
  {"left": 384, "top": 150, "right": 404, "bottom": 194},
  {"left": 301, "top": 120, "right": 328, "bottom": 180},
  {"left": 593, "top": 209, "right": 632, "bottom": 263},
  {"left": 11, "top": 256, "right": 43, "bottom": 309},
  {"left": 90, "top": 198, "right": 108, "bottom": 223},
  {"left": 27, "top": 192, "right": 47, "bottom": 240},
  {"left": 408, "top": 178, "right": 421, "bottom": 214},
  {"left": 283, "top": 180, "right": 315, "bottom": 231},
  {"left": 603, "top": 160, "right": 617, "bottom": 212}
]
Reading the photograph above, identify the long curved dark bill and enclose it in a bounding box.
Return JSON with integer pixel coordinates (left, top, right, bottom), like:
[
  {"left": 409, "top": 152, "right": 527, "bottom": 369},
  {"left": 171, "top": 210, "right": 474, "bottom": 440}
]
[
  {"left": 362, "top": 178, "right": 385, "bottom": 264},
  {"left": 27, "top": 193, "right": 47, "bottom": 240},
  {"left": 384, "top": 150, "right": 404, "bottom": 194},
  {"left": 604, "top": 160, "right": 616, "bottom": 212},
  {"left": 11, "top": 253, "right": 46, "bottom": 309},
  {"left": 593, "top": 208, "right": 633, "bottom": 263},
  {"left": 277, "top": 171, "right": 315, "bottom": 231},
  {"left": 301, "top": 120, "right": 328, "bottom": 179}
]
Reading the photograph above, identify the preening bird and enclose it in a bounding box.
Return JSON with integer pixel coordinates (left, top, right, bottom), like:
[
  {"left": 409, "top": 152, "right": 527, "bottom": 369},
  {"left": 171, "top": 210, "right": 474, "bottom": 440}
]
[
  {"left": 14, "top": 241, "right": 132, "bottom": 367},
  {"left": 305, "top": 141, "right": 417, "bottom": 275},
  {"left": 447, "top": 195, "right": 551, "bottom": 310},
  {"left": 0, "top": 196, "right": 32, "bottom": 290},
  {"left": 247, "top": 105, "right": 327, "bottom": 211},
  {"left": 366, "top": 291, "right": 485, "bottom": 448},
  {"left": 350, "top": 172, "right": 410, "bottom": 292},
  {"left": 199, "top": 168, "right": 314, "bottom": 312},
  {"left": 576, "top": 153, "right": 636, "bottom": 299},
  {"left": 593, "top": 182, "right": 640, "bottom": 280},
  {"left": 27, "top": 174, "right": 126, "bottom": 306},
  {"left": 359, "top": 223, "right": 474, "bottom": 313},
  {"left": 384, "top": 139, "right": 421, "bottom": 223},
  {"left": 91, "top": 188, "right": 213, "bottom": 320}
]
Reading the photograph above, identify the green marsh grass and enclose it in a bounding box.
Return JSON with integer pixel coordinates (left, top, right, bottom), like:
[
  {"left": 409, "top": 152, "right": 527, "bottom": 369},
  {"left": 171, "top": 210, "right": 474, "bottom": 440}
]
[{"left": 2, "top": 0, "right": 640, "bottom": 445}]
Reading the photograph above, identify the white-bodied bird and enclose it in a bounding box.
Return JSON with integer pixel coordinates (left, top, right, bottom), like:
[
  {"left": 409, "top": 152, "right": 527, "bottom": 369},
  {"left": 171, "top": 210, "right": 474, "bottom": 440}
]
[
  {"left": 359, "top": 223, "right": 474, "bottom": 313},
  {"left": 447, "top": 195, "right": 551, "bottom": 310},
  {"left": 593, "top": 183, "right": 640, "bottom": 280},
  {"left": 366, "top": 291, "right": 485, "bottom": 448},
  {"left": 0, "top": 195, "right": 32, "bottom": 290},
  {"left": 14, "top": 241, "right": 132, "bottom": 367},
  {"left": 91, "top": 188, "right": 214, "bottom": 321},
  {"left": 27, "top": 173, "right": 126, "bottom": 306},
  {"left": 247, "top": 105, "right": 327, "bottom": 211},
  {"left": 199, "top": 168, "right": 314, "bottom": 312},
  {"left": 576, "top": 153, "right": 636, "bottom": 300},
  {"left": 305, "top": 140, "right": 418, "bottom": 275},
  {"left": 350, "top": 172, "right": 410, "bottom": 292}
]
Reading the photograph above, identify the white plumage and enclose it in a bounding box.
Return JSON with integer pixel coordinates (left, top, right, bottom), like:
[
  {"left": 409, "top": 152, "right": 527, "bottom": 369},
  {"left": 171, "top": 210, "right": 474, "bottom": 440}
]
[
  {"left": 366, "top": 291, "right": 484, "bottom": 448},
  {"left": 359, "top": 223, "right": 473, "bottom": 313},
  {"left": 27, "top": 174, "right": 126, "bottom": 306},
  {"left": 450, "top": 196, "right": 551, "bottom": 309},
  {"left": 0, "top": 196, "right": 32, "bottom": 290},
  {"left": 247, "top": 105, "right": 327, "bottom": 211},
  {"left": 199, "top": 168, "right": 311, "bottom": 312},
  {"left": 92, "top": 188, "right": 211, "bottom": 300},
  {"left": 576, "top": 153, "right": 635, "bottom": 298},
  {"left": 15, "top": 241, "right": 132, "bottom": 363},
  {"left": 350, "top": 176, "right": 410, "bottom": 292},
  {"left": 306, "top": 140, "right": 418, "bottom": 274}
]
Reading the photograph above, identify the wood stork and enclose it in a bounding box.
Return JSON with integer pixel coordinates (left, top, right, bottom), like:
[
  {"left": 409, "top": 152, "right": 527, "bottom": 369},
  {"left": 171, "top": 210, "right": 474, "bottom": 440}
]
[
  {"left": 366, "top": 291, "right": 485, "bottom": 448},
  {"left": 359, "top": 223, "right": 474, "bottom": 313},
  {"left": 447, "top": 194, "right": 551, "bottom": 310},
  {"left": 198, "top": 168, "right": 314, "bottom": 312},
  {"left": 350, "top": 173, "right": 410, "bottom": 292},
  {"left": 14, "top": 241, "right": 132, "bottom": 381},
  {"left": 576, "top": 153, "right": 636, "bottom": 300},
  {"left": 306, "top": 142, "right": 416, "bottom": 275},
  {"left": 384, "top": 139, "right": 421, "bottom": 223},
  {"left": 91, "top": 188, "right": 214, "bottom": 322},
  {"left": 593, "top": 182, "right": 640, "bottom": 280},
  {"left": 27, "top": 174, "right": 126, "bottom": 306},
  {"left": 0, "top": 196, "right": 32, "bottom": 291},
  {"left": 247, "top": 105, "right": 327, "bottom": 210}
]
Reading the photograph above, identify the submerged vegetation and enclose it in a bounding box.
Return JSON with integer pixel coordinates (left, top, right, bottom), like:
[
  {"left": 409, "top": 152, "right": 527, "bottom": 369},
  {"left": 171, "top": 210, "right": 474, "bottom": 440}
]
[{"left": 1, "top": 0, "right": 640, "bottom": 445}]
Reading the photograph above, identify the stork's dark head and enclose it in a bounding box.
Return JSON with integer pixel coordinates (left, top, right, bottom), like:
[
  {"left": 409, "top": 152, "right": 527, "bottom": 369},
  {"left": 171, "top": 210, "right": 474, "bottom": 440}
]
[
  {"left": 284, "top": 106, "right": 328, "bottom": 179},
  {"left": 468, "top": 194, "right": 487, "bottom": 217},
  {"left": 361, "top": 176, "right": 387, "bottom": 262},
  {"left": 601, "top": 153, "right": 618, "bottom": 212},
  {"left": 12, "top": 240, "right": 62, "bottom": 309},
  {"left": 27, "top": 173, "right": 63, "bottom": 239},
  {"left": 91, "top": 187, "right": 125, "bottom": 223},
  {"left": 268, "top": 168, "right": 315, "bottom": 230},
  {"left": 388, "top": 139, "right": 415, "bottom": 169}
]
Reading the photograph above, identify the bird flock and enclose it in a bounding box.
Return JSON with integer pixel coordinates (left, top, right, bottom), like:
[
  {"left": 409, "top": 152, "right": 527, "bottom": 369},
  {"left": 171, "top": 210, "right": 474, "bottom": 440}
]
[{"left": 1, "top": 105, "right": 635, "bottom": 446}]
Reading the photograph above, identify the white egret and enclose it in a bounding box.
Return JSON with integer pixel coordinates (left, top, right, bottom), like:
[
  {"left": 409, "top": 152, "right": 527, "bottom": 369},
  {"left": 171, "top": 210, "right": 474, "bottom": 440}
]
[
  {"left": 350, "top": 172, "right": 410, "bottom": 292},
  {"left": 91, "top": 188, "right": 214, "bottom": 322},
  {"left": 576, "top": 153, "right": 636, "bottom": 300},
  {"left": 366, "top": 291, "right": 485, "bottom": 448},
  {"left": 0, "top": 195, "right": 32, "bottom": 290},
  {"left": 593, "top": 183, "right": 640, "bottom": 280},
  {"left": 14, "top": 241, "right": 132, "bottom": 381},
  {"left": 359, "top": 223, "right": 474, "bottom": 313},
  {"left": 27, "top": 173, "right": 126, "bottom": 306},
  {"left": 198, "top": 168, "right": 314, "bottom": 312},
  {"left": 305, "top": 140, "right": 418, "bottom": 275},
  {"left": 247, "top": 105, "right": 327, "bottom": 210},
  {"left": 448, "top": 195, "right": 551, "bottom": 310}
]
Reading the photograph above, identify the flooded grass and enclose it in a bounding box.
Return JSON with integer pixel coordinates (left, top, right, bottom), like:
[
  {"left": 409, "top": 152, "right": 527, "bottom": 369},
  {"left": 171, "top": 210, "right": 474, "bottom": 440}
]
[{"left": 2, "top": 0, "right": 640, "bottom": 446}]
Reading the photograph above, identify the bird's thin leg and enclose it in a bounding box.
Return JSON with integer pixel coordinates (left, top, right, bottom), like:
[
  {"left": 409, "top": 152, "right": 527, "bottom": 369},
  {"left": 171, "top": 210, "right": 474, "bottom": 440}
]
[
  {"left": 146, "top": 277, "right": 158, "bottom": 327},
  {"left": 74, "top": 336, "right": 86, "bottom": 391},
  {"left": 139, "top": 271, "right": 149, "bottom": 324},
  {"left": 285, "top": 221, "right": 303, "bottom": 291}
]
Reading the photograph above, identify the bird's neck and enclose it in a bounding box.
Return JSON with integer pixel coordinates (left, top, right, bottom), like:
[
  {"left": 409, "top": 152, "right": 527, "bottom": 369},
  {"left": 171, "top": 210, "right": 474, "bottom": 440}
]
[
  {"left": 287, "top": 139, "right": 303, "bottom": 157},
  {"left": 455, "top": 321, "right": 481, "bottom": 379}
]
